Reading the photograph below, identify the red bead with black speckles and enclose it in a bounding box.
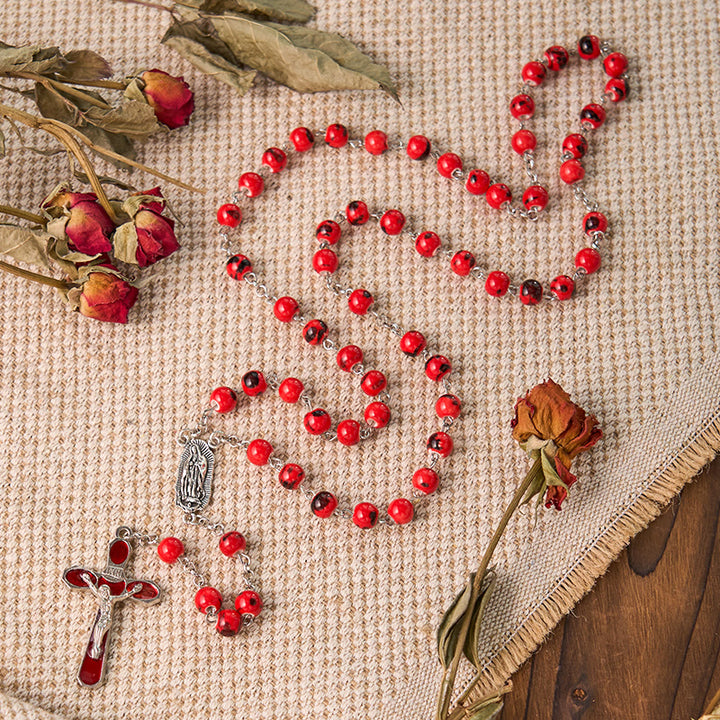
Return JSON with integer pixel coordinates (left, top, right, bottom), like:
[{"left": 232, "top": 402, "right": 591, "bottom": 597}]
[
  {"left": 415, "top": 231, "right": 441, "bottom": 257},
  {"left": 485, "top": 271, "right": 510, "bottom": 297},
  {"left": 406, "top": 135, "right": 430, "bottom": 160},
  {"left": 578, "top": 35, "right": 601, "bottom": 60},
  {"left": 337, "top": 344, "right": 363, "bottom": 371},
  {"left": 603, "top": 52, "right": 628, "bottom": 78},
  {"left": 550, "top": 275, "right": 575, "bottom": 300},
  {"left": 544, "top": 45, "right": 569, "bottom": 71},
  {"left": 523, "top": 185, "right": 548, "bottom": 211},
  {"left": 435, "top": 394, "right": 461, "bottom": 419},
  {"left": 580, "top": 103, "right": 606, "bottom": 129},
  {"left": 303, "top": 319, "right": 328, "bottom": 345},
  {"left": 522, "top": 61, "right": 546, "bottom": 86},
  {"left": 337, "top": 419, "right": 360, "bottom": 446},
  {"left": 562, "top": 133, "right": 588, "bottom": 159},
  {"left": 427, "top": 431, "right": 453, "bottom": 457},
  {"left": 364, "top": 401, "right": 390, "bottom": 428},
  {"left": 605, "top": 77, "right": 628, "bottom": 102},
  {"left": 348, "top": 289, "right": 374, "bottom": 315},
  {"left": 437, "top": 153, "right": 462, "bottom": 178},
  {"left": 361, "top": 370, "right": 387, "bottom": 396},
  {"left": 346, "top": 200, "right": 370, "bottom": 225},
  {"left": 364, "top": 130, "right": 388, "bottom": 155},
  {"left": 279, "top": 463, "right": 305, "bottom": 489},
  {"left": 311, "top": 491, "right": 337, "bottom": 518},
  {"left": 195, "top": 586, "right": 222, "bottom": 614},
  {"left": 316, "top": 220, "right": 341, "bottom": 245},
  {"left": 583, "top": 212, "right": 608, "bottom": 235},
  {"left": 235, "top": 590, "right": 263, "bottom": 617},
  {"left": 325, "top": 123, "right": 348, "bottom": 148},
  {"left": 241, "top": 370, "right": 267, "bottom": 397},
  {"left": 313, "top": 248, "right": 338, "bottom": 273},
  {"left": 466, "top": 169, "right": 490, "bottom": 195},
  {"left": 216, "top": 609, "right": 242, "bottom": 636},
  {"left": 425, "top": 355, "right": 451, "bottom": 382},
  {"left": 278, "top": 377, "right": 304, "bottom": 403},
  {"left": 226, "top": 255, "right": 252, "bottom": 280},
  {"left": 261, "top": 147, "right": 287, "bottom": 173},
  {"left": 413, "top": 467, "right": 439, "bottom": 494},
  {"left": 486, "top": 183, "right": 512, "bottom": 209},
  {"left": 380, "top": 209, "right": 405, "bottom": 235},
  {"left": 274, "top": 296, "right": 299, "bottom": 322},
  {"left": 290, "top": 127, "right": 314, "bottom": 152},
  {"left": 238, "top": 172, "right": 264, "bottom": 198},
  {"left": 219, "top": 531, "right": 246, "bottom": 557},
  {"left": 400, "top": 331, "right": 426, "bottom": 357},
  {"left": 450, "top": 251, "right": 475, "bottom": 276},
  {"left": 210, "top": 386, "right": 237, "bottom": 413},
  {"left": 304, "top": 408, "right": 332, "bottom": 435},
  {"left": 217, "top": 203, "right": 242, "bottom": 227},
  {"left": 510, "top": 94, "right": 535, "bottom": 120},
  {"left": 520, "top": 279, "right": 543, "bottom": 305},
  {"left": 560, "top": 159, "right": 585, "bottom": 184},
  {"left": 388, "top": 498, "right": 414, "bottom": 525},
  {"left": 353, "top": 502, "right": 379, "bottom": 529}
]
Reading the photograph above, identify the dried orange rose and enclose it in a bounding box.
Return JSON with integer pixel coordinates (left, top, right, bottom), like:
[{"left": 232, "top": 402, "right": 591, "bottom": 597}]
[
  {"left": 73, "top": 265, "right": 138, "bottom": 324},
  {"left": 140, "top": 69, "right": 194, "bottom": 129},
  {"left": 511, "top": 379, "right": 602, "bottom": 509}
]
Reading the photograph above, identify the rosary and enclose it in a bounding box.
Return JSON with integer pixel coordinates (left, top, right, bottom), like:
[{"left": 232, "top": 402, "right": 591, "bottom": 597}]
[{"left": 64, "top": 34, "right": 628, "bottom": 687}]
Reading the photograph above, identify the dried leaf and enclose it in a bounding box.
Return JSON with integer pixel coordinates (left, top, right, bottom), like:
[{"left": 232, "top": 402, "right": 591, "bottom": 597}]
[
  {"left": 73, "top": 168, "right": 137, "bottom": 192},
  {"left": 0, "top": 42, "right": 64, "bottom": 75},
  {"left": 34, "top": 82, "right": 80, "bottom": 125},
  {"left": 0, "top": 224, "right": 53, "bottom": 269},
  {"left": 0, "top": 128, "right": 5, "bottom": 158},
  {"left": 56, "top": 50, "right": 112, "bottom": 82},
  {"left": 112, "top": 221, "right": 139, "bottom": 265},
  {"left": 83, "top": 100, "right": 160, "bottom": 140},
  {"left": 436, "top": 573, "right": 476, "bottom": 669},
  {"left": 462, "top": 699, "right": 504, "bottom": 720},
  {"left": 180, "top": 8, "right": 397, "bottom": 98},
  {"left": 463, "top": 571, "right": 496, "bottom": 669},
  {"left": 163, "top": 22, "right": 255, "bottom": 94},
  {"left": 121, "top": 192, "right": 165, "bottom": 218},
  {"left": 197, "top": 0, "right": 315, "bottom": 23}
]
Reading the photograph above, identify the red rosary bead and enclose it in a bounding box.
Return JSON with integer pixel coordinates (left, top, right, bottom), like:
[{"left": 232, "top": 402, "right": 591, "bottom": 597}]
[
  {"left": 519, "top": 279, "right": 543, "bottom": 305},
  {"left": 510, "top": 93, "right": 535, "bottom": 120},
  {"left": 583, "top": 211, "right": 608, "bottom": 234},
  {"left": 311, "top": 491, "right": 337, "bottom": 518},
  {"left": 157, "top": 537, "right": 184, "bottom": 564},
  {"left": 247, "top": 438, "right": 273, "bottom": 466},
  {"left": 216, "top": 609, "right": 242, "bottom": 636},
  {"left": 406, "top": 135, "right": 431, "bottom": 160},
  {"left": 346, "top": 200, "right": 370, "bottom": 225},
  {"left": 605, "top": 77, "right": 628, "bottom": 102},
  {"left": 274, "top": 296, "right": 299, "bottom": 322},
  {"left": 425, "top": 355, "right": 451, "bottom": 382},
  {"left": 235, "top": 590, "right": 263, "bottom": 617},
  {"left": 348, "top": 289, "right": 374, "bottom": 315},
  {"left": 313, "top": 248, "right": 338, "bottom": 273},
  {"left": 219, "top": 531, "right": 246, "bottom": 557},
  {"left": 365, "top": 130, "right": 388, "bottom": 155},
  {"left": 450, "top": 251, "right": 476, "bottom": 276},
  {"left": 544, "top": 45, "right": 569, "bottom": 71},
  {"left": 226, "top": 254, "right": 252, "bottom": 280},
  {"left": 427, "top": 431, "right": 453, "bottom": 457},
  {"left": 575, "top": 247, "right": 601, "bottom": 274},
  {"left": 466, "top": 169, "right": 490, "bottom": 195},
  {"left": 302, "top": 319, "right": 328, "bottom": 345},
  {"left": 325, "top": 123, "right": 348, "bottom": 148},
  {"left": 578, "top": 35, "right": 601, "bottom": 60},
  {"left": 290, "top": 126, "right": 314, "bottom": 152},
  {"left": 210, "top": 386, "right": 237, "bottom": 413},
  {"left": 238, "top": 171, "right": 264, "bottom": 198},
  {"left": 388, "top": 498, "right": 414, "bottom": 525},
  {"left": 337, "top": 344, "right": 363, "bottom": 371},
  {"left": 437, "top": 152, "right": 462, "bottom": 178},
  {"left": 522, "top": 185, "right": 549, "bottom": 211},
  {"left": 337, "top": 419, "right": 360, "bottom": 446},
  {"left": 380, "top": 209, "right": 405, "bottom": 235},
  {"left": 400, "top": 330, "right": 426, "bottom": 357},
  {"left": 412, "top": 467, "right": 439, "bottom": 494},
  {"left": 486, "top": 183, "right": 512, "bottom": 209},
  {"left": 278, "top": 377, "right": 304, "bottom": 403},
  {"left": 304, "top": 408, "right": 332, "bottom": 435},
  {"left": 436, "top": 394, "right": 461, "bottom": 419},
  {"left": 521, "top": 60, "right": 546, "bottom": 86},
  {"left": 550, "top": 275, "right": 575, "bottom": 300},
  {"left": 316, "top": 219, "right": 341, "bottom": 245},
  {"left": 353, "top": 502, "right": 379, "bottom": 529},
  {"left": 195, "top": 586, "right": 222, "bottom": 614},
  {"left": 562, "top": 133, "right": 588, "bottom": 159},
  {"left": 241, "top": 370, "right": 267, "bottom": 397},
  {"left": 361, "top": 370, "right": 387, "bottom": 396},
  {"left": 279, "top": 462, "right": 305, "bottom": 489},
  {"left": 261, "top": 147, "right": 287, "bottom": 173},
  {"left": 364, "top": 401, "right": 390, "bottom": 428},
  {"left": 485, "top": 270, "right": 510, "bottom": 297},
  {"left": 603, "top": 52, "right": 628, "bottom": 78},
  {"left": 415, "top": 231, "right": 441, "bottom": 257},
  {"left": 217, "top": 203, "right": 242, "bottom": 228},
  {"left": 560, "top": 159, "right": 585, "bottom": 184},
  {"left": 580, "top": 103, "right": 606, "bottom": 129},
  {"left": 511, "top": 129, "right": 536, "bottom": 154}
]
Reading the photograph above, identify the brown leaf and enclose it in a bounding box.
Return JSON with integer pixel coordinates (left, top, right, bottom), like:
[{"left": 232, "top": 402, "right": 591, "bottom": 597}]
[
  {"left": 81, "top": 125, "right": 137, "bottom": 167},
  {"left": 163, "top": 22, "right": 255, "bottom": 94},
  {"left": 34, "top": 82, "right": 80, "bottom": 125},
  {"left": 56, "top": 50, "right": 112, "bottom": 82},
  {"left": 463, "top": 571, "right": 496, "bottom": 669},
  {"left": 436, "top": 573, "right": 476, "bottom": 669},
  {"left": 197, "top": 0, "right": 315, "bottom": 23},
  {"left": 0, "top": 223, "right": 53, "bottom": 270},
  {"left": 0, "top": 42, "right": 64, "bottom": 75}
]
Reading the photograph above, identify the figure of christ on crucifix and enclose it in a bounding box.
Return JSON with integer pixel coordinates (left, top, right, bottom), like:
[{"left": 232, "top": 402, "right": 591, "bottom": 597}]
[{"left": 63, "top": 528, "right": 161, "bottom": 688}]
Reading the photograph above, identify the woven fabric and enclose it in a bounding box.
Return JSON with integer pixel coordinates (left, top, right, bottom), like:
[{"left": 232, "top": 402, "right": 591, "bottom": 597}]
[{"left": 0, "top": 1, "right": 718, "bottom": 718}]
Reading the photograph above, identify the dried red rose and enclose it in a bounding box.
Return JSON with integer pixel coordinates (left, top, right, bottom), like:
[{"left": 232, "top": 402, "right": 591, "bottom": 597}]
[
  {"left": 140, "top": 69, "right": 194, "bottom": 129},
  {"left": 511, "top": 379, "right": 602, "bottom": 509},
  {"left": 73, "top": 265, "right": 139, "bottom": 324},
  {"left": 42, "top": 188, "right": 114, "bottom": 256}
]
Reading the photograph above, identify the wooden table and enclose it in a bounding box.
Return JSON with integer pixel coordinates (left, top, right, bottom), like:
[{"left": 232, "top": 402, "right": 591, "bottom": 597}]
[{"left": 499, "top": 455, "right": 720, "bottom": 720}]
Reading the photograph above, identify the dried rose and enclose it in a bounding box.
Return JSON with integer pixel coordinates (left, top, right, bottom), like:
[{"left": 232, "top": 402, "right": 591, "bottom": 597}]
[
  {"left": 139, "top": 69, "right": 194, "bottom": 129},
  {"left": 112, "top": 187, "right": 179, "bottom": 268},
  {"left": 511, "top": 379, "right": 602, "bottom": 509},
  {"left": 67, "top": 264, "right": 139, "bottom": 324},
  {"left": 42, "top": 187, "right": 115, "bottom": 256}
]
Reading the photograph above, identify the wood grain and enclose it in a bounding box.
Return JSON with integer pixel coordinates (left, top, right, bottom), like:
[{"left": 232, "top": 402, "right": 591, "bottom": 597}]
[{"left": 500, "top": 455, "right": 720, "bottom": 720}]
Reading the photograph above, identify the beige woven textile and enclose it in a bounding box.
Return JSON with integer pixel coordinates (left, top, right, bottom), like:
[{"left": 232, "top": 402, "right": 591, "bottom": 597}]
[{"left": 1, "top": 0, "right": 719, "bottom": 718}]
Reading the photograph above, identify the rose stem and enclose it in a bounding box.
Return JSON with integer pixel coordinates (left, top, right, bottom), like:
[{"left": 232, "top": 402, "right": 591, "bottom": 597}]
[
  {"left": 108, "top": 0, "right": 174, "bottom": 13},
  {"left": 11, "top": 73, "right": 112, "bottom": 108},
  {"left": 0, "top": 204, "right": 47, "bottom": 225},
  {"left": 703, "top": 686, "right": 720, "bottom": 717},
  {"left": 436, "top": 455, "right": 543, "bottom": 720},
  {"left": 0, "top": 259, "right": 68, "bottom": 289}
]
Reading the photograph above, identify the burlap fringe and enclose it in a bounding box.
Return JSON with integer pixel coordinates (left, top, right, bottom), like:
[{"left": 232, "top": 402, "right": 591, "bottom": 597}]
[{"left": 468, "top": 411, "right": 720, "bottom": 702}]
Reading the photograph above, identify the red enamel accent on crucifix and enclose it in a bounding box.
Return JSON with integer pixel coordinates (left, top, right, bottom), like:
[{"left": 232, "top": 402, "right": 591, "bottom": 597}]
[{"left": 62, "top": 528, "right": 161, "bottom": 688}]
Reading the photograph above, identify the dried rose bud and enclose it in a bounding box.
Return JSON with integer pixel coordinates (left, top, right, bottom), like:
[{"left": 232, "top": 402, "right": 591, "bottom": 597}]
[
  {"left": 139, "top": 69, "right": 194, "bottom": 129},
  {"left": 112, "top": 187, "right": 179, "bottom": 268},
  {"left": 71, "top": 265, "right": 139, "bottom": 324},
  {"left": 511, "top": 379, "right": 602, "bottom": 509},
  {"left": 42, "top": 187, "right": 114, "bottom": 256}
]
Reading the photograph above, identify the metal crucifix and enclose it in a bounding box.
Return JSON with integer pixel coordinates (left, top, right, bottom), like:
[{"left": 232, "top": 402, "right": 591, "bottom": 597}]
[{"left": 63, "top": 527, "right": 161, "bottom": 688}]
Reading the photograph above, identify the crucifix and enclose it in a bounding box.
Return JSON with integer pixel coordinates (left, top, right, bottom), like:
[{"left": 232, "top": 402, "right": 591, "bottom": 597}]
[{"left": 63, "top": 527, "right": 161, "bottom": 688}]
